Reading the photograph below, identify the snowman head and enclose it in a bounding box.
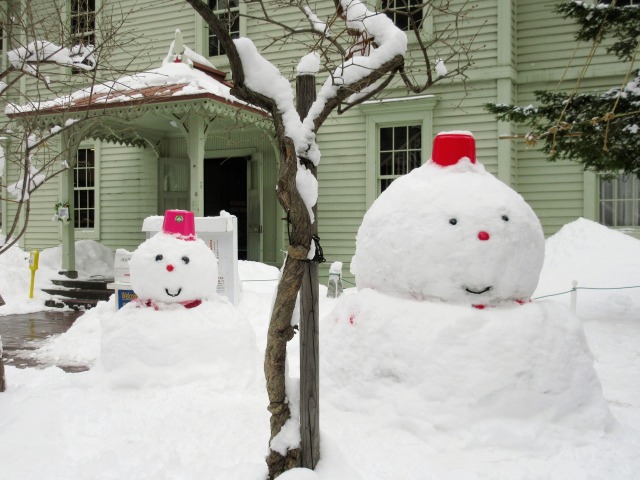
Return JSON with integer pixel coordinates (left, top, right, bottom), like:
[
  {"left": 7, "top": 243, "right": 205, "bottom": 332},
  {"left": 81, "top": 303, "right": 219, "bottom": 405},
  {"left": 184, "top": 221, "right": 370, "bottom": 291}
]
[
  {"left": 351, "top": 132, "right": 545, "bottom": 306},
  {"left": 130, "top": 210, "right": 218, "bottom": 305}
]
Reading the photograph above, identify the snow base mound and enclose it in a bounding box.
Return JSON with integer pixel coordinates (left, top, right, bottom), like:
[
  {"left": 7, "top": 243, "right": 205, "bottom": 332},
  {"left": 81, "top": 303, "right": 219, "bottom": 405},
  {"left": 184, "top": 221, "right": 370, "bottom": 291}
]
[
  {"left": 322, "top": 289, "right": 613, "bottom": 447},
  {"left": 96, "top": 298, "right": 258, "bottom": 389}
]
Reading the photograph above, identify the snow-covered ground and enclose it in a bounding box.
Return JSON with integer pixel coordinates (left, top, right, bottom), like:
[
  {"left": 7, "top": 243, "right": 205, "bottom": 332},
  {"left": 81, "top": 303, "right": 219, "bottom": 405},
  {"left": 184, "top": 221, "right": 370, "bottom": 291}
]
[{"left": 0, "top": 218, "right": 639, "bottom": 479}]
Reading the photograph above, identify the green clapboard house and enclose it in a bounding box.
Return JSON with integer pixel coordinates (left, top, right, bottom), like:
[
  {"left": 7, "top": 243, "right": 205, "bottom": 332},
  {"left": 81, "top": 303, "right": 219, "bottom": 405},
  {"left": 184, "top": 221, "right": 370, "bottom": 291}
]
[{"left": 1, "top": 0, "right": 636, "bottom": 283}]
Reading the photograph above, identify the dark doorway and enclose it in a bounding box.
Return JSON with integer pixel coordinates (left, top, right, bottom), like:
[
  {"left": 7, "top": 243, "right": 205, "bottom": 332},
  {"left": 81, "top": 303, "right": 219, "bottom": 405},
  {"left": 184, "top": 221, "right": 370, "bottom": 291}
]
[{"left": 204, "top": 157, "right": 248, "bottom": 259}]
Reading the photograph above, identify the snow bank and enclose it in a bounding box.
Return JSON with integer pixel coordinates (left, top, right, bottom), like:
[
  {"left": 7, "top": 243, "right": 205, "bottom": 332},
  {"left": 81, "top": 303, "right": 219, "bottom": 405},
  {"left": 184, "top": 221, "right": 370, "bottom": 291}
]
[
  {"left": 96, "top": 298, "right": 258, "bottom": 389},
  {"left": 319, "top": 288, "right": 638, "bottom": 478},
  {"left": 39, "top": 239, "right": 114, "bottom": 280},
  {"left": 536, "top": 217, "right": 640, "bottom": 320}
]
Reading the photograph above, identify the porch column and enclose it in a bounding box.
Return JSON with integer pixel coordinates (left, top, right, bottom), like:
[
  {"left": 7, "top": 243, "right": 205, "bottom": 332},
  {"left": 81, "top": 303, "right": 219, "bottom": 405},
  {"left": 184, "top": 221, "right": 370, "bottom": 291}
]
[
  {"left": 187, "top": 113, "right": 206, "bottom": 215},
  {"left": 59, "top": 134, "right": 78, "bottom": 278}
]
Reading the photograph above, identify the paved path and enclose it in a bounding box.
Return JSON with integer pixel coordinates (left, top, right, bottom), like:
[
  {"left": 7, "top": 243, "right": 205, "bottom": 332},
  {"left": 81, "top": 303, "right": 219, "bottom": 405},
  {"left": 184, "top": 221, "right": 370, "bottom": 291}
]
[{"left": 0, "top": 310, "right": 83, "bottom": 369}]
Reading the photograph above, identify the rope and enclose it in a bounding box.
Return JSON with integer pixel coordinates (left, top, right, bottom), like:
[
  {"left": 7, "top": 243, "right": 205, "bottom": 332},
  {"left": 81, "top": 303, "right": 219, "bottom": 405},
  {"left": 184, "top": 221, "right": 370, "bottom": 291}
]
[{"left": 533, "top": 284, "right": 640, "bottom": 300}]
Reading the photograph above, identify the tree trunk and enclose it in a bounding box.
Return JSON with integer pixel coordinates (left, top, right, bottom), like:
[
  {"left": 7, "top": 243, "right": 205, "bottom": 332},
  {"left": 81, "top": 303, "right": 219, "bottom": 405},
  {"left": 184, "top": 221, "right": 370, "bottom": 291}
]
[{"left": 265, "top": 137, "right": 314, "bottom": 478}]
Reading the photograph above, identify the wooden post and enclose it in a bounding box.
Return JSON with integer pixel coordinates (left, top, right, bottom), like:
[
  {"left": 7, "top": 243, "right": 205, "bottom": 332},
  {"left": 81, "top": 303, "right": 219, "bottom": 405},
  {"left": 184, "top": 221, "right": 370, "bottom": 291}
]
[
  {"left": 297, "top": 74, "right": 320, "bottom": 469},
  {"left": 0, "top": 337, "right": 5, "bottom": 392},
  {"left": 60, "top": 135, "right": 78, "bottom": 278},
  {"left": 0, "top": 356, "right": 5, "bottom": 392}
]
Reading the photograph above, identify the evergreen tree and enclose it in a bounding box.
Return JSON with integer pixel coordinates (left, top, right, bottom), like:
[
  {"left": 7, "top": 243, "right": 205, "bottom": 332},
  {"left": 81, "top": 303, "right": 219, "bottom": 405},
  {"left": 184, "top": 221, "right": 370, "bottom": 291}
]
[{"left": 486, "top": 1, "right": 640, "bottom": 176}]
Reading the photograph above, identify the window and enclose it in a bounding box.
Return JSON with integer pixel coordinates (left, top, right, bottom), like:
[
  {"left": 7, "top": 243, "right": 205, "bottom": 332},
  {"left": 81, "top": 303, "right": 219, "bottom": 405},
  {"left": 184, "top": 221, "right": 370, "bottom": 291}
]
[
  {"left": 70, "top": 0, "right": 96, "bottom": 72},
  {"left": 208, "top": 0, "right": 240, "bottom": 57},
  {"left": 74, "top": 147, "right": 95, "bottom": 229},
  {"left": 70, "top": 0, "right": 96, "bottom": 46},
  {"left": 360, "top": 95, "right": 437, "bottom": 206},
  {"left": 381, "top": 0, "right": 424, "bottom": 31},
  {"left": 379, "top": 125, "right": 422, "bottom": 192},
  {"left": 600, "top": 174, "right": 640, "bottom": 227}
]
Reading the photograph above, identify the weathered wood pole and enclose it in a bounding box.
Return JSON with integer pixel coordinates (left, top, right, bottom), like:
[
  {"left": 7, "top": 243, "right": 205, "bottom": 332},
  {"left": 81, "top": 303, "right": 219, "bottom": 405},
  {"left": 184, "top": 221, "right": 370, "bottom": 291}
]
[
  {"left": 0, "top": 348, "right": 6, "bottom": 392},
  {"left": 297, "top": 73, "right": 320, "bottom": 469}
]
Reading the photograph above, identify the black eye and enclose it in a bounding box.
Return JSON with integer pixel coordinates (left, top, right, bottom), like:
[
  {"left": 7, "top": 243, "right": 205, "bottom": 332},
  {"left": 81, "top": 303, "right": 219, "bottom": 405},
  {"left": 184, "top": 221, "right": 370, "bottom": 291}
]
[
  {"left": 502, "top": 215, "right": 509, "bottom": 222},
  {"left": 449, "top": 218, "right": 457, "bottom": 225},
  {"left": 182, "top": 256, "right": 190, "bottom": 264},
  {"left": 155, "top": 254, "right": 163, "bottom": 261}
]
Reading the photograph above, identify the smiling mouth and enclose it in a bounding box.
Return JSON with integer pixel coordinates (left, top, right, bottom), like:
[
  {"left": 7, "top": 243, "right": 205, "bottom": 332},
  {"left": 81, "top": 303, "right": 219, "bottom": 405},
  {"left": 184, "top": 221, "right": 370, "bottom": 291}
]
[
  {"left": 165, "top": 288, "right": 182, "bottom": 297},
  {"left": 465, "top": 286, "right": 492, "bottom": 295}
]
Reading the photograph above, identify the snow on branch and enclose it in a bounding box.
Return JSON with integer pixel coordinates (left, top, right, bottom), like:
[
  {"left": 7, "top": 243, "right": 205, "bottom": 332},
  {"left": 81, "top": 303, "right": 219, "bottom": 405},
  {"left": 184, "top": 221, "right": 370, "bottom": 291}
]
[
  {"left": 7, "top": 165, "right": 45, "bottom": 201},
  {"left": 8, "top": 40, "right": 96, "bottom": 75},
  {"left": 304, "top": 0, "right": 407, "bottom": 132},
  {"left": 302, "top": 5, "right": 331, "bottom": 37}
]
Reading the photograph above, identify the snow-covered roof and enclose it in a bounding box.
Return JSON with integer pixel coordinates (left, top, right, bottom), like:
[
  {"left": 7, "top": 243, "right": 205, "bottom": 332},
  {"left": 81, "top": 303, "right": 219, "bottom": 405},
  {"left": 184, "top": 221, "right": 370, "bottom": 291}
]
[{"left": 7, "top": 60, "right": 267, "bottom": 119}]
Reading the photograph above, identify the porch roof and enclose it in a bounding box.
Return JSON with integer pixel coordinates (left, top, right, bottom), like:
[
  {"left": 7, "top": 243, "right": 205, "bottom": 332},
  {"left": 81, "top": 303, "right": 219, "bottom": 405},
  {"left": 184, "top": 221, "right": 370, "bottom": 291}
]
[{"left": 6, "top": 59, "right": 271, "bottom": 149}]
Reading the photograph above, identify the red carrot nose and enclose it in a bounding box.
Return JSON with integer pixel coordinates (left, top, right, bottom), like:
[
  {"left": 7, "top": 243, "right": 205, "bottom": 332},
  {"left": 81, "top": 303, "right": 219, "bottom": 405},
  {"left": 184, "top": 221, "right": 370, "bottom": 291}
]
[
  {"left": 166, "top": 264, "right": 174, "bottom": 272},
  {"left": 478, "top": 231, "right": 490, "bottom": 241}
]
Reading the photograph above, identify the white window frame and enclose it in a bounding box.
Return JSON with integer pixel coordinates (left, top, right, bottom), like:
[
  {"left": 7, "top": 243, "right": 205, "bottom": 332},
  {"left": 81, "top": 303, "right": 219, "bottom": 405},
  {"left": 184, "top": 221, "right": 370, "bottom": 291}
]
[
  {"left": 359, "top": 95, "right": 437, "bottom": 208},
  {"left": 378, "top": 123, "right": 423, "bottom": 192},
  {"left": 67, "top": 0, "right": 100, "bottom": 76},
  {"left": 73, "top": 142, "right": 100, "bottom": 239},
  {"left": 380, "top": 0, "right": 426, "bottom": 32},
  {"left": 196, "top": 0, "right": 246, "bottom": 61},
  {"left": 597, "top": 172, "right": 640, "bottom": 228}
]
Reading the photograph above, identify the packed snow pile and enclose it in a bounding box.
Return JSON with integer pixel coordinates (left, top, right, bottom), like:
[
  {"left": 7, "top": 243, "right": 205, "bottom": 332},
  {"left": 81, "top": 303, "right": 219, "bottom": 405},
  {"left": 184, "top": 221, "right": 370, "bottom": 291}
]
[
  {"left": 322, "top": 292, "right": 614, "bottom": 443},
  {"left": 536, "top": 217, "right": 640, "bottom": 320},
  {"left": 96, "top": 297, "right": 258, "bottom": 389},
  {"left": 351, "top": 132, "right": 545, "bottom": 306},
  {"left": 39, "top": 239, "right": 114, "bottom": 280},
  {"left": 0, "top": 240, "right": 114, "bottom": 315}
]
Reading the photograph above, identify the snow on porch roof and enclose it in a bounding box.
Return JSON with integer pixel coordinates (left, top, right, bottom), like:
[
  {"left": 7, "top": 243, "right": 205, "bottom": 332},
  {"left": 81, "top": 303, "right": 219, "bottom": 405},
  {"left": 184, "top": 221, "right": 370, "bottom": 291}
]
[{"left": 6, "top": 58, "right": 269, "bottom": 119}]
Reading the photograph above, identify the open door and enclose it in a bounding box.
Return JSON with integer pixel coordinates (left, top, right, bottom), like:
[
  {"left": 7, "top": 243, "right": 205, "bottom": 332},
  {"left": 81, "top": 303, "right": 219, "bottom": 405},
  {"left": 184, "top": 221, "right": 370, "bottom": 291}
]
[
  {"left": 247, "top": 153, "right": 263, "bottom": 261},
  {"left": 158, "top": 158, "right": 190, "bottom": 212}
]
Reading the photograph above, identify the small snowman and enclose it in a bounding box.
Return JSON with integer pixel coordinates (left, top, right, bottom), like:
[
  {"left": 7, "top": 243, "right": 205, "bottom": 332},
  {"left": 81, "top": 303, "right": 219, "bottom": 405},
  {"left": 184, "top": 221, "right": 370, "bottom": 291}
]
[
  {"left": 351, "top": 131, "right": 545, "bottom": 308},
  {"left": 98, "top": 210, "right": 258, "bottom": 389},
  {"left": 129, "top": 209, "right": 218, "bottom": 308}
]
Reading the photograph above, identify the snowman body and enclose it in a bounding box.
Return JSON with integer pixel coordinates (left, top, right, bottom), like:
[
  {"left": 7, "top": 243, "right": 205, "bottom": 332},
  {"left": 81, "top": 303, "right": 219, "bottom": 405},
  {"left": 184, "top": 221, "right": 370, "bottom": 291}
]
[
  {"left": 352, "top": 144, "right": 545, "bottom": 306},
  {"left": 130, "top": 232, "right": 218, "bottom": 306}
]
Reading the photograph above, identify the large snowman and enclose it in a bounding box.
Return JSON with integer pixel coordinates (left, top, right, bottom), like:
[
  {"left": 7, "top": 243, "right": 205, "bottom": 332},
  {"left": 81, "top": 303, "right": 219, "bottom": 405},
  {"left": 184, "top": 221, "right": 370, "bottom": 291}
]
[
  {"left": 96, "top": 210, "right": 258, "bottom": 389},
  {"left": 320, "top": 132, "right": 630, "bottom": 477},
  {"left": 351, "top": 131, "right": 545, "bottom": 307}
]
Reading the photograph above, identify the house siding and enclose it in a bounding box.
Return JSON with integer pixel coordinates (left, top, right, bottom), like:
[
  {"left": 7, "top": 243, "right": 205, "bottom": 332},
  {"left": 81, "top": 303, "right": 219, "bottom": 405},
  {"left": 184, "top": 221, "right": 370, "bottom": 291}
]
[{"left": 5, "top": 0, "right": 635, "bottom": 281}]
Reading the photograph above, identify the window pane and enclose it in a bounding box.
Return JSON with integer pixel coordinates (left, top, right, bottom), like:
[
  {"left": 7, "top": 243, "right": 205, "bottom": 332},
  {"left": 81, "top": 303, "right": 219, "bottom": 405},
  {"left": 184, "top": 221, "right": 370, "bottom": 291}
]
[
  {"left": 409, "top": 150, "right": 421, "bottom": 170},
  {"left": 408, "top": 125, "right": 421, "bottom": 149},
  {"left": 601, "top": 178, "right": 614, "bottom": 200},
  {"left": 380, "top": 127, "right": 393, "bottom": 151},
  {"left": 394, "top": 126, "right": 407, "bottom": 150},
  {"left": 601, "top": 201, "right": 613, "bottom": 226},
  {"left": 394, "top": 151, "right": 407, "bottom": 175},
  {"left": 617, "top": 200, "right": 633, "bottom": 226},
  {"left": 380, "top": 152, "right": 392, "bottom": 176},
  {"left": 618, "top": 176, "right": 633, "bottom": 199},
  {"left": 381, "top": 178, "right": 393, "bottom": 192}
]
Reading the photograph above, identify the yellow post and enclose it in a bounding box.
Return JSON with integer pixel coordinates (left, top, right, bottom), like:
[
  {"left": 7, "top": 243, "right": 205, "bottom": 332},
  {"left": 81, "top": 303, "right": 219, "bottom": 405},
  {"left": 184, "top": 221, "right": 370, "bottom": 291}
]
[{"left": 28, "top": 250, "right": 39, "bottom": 299}]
